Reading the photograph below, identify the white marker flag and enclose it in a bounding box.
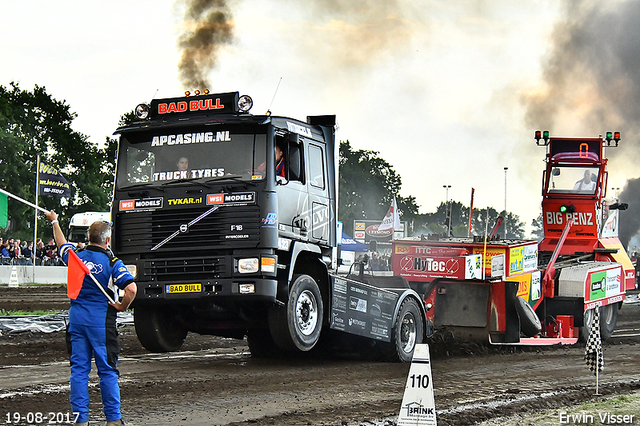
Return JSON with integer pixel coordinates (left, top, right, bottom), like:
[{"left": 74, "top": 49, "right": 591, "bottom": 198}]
[
  {"left": 379, "top": 196, "right": 400, "bottom": 232},
  {"left": 397, "top": 344, "right": 437, "bottom": 426}
]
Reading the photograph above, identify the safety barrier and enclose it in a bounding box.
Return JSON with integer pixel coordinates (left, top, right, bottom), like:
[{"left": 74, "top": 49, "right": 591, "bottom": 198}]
[{"left": 0, "top": 265, "right": 67, "bottom": 285}]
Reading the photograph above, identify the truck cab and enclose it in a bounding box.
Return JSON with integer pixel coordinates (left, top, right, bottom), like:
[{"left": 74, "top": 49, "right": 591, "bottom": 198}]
[
  {"left": 112, "top": 92, "right": 337, "bottom": 353},
  {"left": 536, "top": 131, "right": 632, "bottom": 339},
  {"left": 68, "top": 211, "right": 111, "bottom": 244}
]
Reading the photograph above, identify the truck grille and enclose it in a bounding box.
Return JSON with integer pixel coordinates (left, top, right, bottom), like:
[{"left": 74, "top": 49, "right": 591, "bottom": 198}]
[
  {"left": 114, "top": 205, "right": 261, "bottom": 254},
  {"left": 142, "top": 254, "right": 230, "bottom": 282}
]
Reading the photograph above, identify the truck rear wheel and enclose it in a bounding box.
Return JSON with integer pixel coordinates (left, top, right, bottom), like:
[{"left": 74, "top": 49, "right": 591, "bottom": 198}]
[
  {"left": 378, "top": 298, "right": 424, "bottom": 362},
  {"left": 134, "top": 305, "right": 187, "bottom": 352},
  {"left": 268, "top": 274, "right": 323, "bottom": 352}
]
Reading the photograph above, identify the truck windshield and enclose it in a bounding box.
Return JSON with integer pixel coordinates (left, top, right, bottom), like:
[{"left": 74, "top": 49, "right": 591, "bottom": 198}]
[
  {"left": 547, "top": 166, "right": 600, "bottom": 195},
  {"left": 116, "top": 128, "right": 266, "bottom": 188}
]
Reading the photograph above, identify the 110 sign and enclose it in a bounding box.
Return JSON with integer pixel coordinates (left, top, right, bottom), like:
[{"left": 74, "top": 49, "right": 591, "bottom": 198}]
[{"left": 409, "top": 374, "right": 431, "bottom": 389}]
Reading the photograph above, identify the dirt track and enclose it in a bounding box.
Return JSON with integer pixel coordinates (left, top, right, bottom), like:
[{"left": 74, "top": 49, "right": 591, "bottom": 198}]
[{"left": 1, "top": 286, "right": 640, "bottom": 426}]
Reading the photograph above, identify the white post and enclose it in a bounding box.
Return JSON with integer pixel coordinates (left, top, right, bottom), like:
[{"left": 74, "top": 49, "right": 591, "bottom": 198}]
[
  {"left": 504, "top": 166, "right": 508, "bottom": 237},
  {"left": 33, "top": 155, "right": 40, "bottom": 276},
  {"left": 595, "top": 345, "right": 601, "bottom": 395}
]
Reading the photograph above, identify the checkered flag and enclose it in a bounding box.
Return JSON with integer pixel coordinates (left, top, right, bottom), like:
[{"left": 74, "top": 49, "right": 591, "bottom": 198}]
[{"left": 584, "top": 307, "right": 604, "bottom": 375}]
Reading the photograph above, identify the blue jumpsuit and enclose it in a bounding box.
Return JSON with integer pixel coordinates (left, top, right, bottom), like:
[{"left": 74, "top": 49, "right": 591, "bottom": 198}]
[{"left": 60, "top": 243, "right": 134, "bottom": 423}]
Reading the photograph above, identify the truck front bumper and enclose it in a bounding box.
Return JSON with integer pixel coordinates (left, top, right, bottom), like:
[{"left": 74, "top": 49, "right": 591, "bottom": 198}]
[{"left": 134, "top": 278, "right": 278, "bottom": 304}]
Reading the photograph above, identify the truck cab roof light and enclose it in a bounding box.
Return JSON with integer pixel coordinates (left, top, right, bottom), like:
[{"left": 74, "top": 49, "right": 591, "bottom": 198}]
[
  {"left": 604, "top": 131, "right": 621, "bottom": 147},
  {"left": 238, "top": 95, "right": 253, "bottom": 113},
  {"left": 534, "top": 130, "right": 550, "bottom": 145},
  {"left": 135, "top": 103, "right": 150, "bottom": 119}
]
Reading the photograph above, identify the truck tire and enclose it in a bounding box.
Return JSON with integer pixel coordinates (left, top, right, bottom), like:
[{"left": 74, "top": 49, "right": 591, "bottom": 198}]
[
  {"left": 378, "top": 298, "right": 424, "bottom": 362},
  {"left": 600, "top": 303, "right": 618, "bottom": 340},
  {"left": 134, "top": 305, "right": 187, "bottom": 353},
  {"left": 515, "top": 296, "right": 542, "bottom": 337},
  {"left": 268, "top": 274, "right": 323, "bottom": 352},
  {"left": 246, "top": 328, "right": 283, "bottom": 358},
  {"left": 583, "top": 304, "right": 619, "bottom": 341}
]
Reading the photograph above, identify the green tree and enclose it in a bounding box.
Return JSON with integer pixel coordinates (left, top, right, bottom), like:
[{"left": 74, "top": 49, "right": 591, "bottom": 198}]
[
  {"left": 338, "top": 140, "right": 419, "bottom": 235},
  {"left": 530, "top": 213, "right": 545, "bottom": 241},
  {"left": 413, "top": 203, "right": 526, "bottom": 239},
  {"left": 0, "top": 83, "right": 116, "bottom": 240}
]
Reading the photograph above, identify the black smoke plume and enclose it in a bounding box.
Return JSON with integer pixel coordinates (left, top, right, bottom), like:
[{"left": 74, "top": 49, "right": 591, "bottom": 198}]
[
  {"left": 522, "top": 1, "right": 640, "bottom": 248},
  {"left": 178, "top": 0, "right": 234, "bottom": 90},
  {"left": 619, "top": 178, "right": 640, "bottom": 248}
]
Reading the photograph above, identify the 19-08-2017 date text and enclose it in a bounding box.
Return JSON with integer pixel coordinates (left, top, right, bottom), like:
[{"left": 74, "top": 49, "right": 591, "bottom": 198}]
[{"left": 4, "top": 412, "right": 78, "bottom": 425}]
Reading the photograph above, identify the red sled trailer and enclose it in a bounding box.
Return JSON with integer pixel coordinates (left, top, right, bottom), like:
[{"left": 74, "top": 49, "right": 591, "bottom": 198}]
[{"left": 391, "top": 132, "right": 635, "bottom": 345}]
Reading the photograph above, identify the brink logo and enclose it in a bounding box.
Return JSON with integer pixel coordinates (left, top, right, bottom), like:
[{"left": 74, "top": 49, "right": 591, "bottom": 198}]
[{"left": 404, "top": 401, "right": 435, "bottom": 416}]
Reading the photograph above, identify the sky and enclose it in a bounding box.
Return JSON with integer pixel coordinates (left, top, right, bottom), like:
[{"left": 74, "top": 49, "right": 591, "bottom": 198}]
[{"left": 2, "top": 0, "right": 638, "bottom": 238}]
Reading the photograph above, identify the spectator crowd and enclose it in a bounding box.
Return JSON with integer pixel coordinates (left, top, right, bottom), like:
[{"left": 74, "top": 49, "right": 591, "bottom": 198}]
[
  {"left": 0, "top": 237, "right": 62, "bottom": 266},
  {"left": 355, "top": 251, "right": 392, "bottom": 271}
]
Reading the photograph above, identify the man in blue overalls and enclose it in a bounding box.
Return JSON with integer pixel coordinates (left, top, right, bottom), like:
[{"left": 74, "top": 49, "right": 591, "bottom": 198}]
[{"left": 46, "top": 211, "right": 137, "bottom": 426}]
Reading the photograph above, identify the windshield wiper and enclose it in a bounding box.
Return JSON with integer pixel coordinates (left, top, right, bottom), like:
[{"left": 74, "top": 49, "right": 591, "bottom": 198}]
[
  {"left": 202, "top": 175, "right": 257, "bottom": 186},
  {"left": 121, "top": 182, "right": 154, "bottom": 190},
  {"left": 161, "top": 178, "right": 215, "bottom": 191},
  {"left": 161, "top": 178, "right": 196, "bottom": 186},
  {"left": 120, "top": 183, "right": 165, "bottom": 194}
]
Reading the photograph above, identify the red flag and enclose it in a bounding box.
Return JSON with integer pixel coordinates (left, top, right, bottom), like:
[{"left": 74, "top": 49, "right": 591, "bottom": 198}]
[{"left": 67, "top": 249, "right": 90, "bottom": 299}]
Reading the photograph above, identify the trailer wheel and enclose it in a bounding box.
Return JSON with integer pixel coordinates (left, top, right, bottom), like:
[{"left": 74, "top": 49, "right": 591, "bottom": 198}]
[
  {"left": 378, "top": 298, "right": 424, "bottom": 363},
  {"left": 268, "top": 274, "right": 323, "bottom": 352},
  {"left": 515, "top": 296, "right": 542, "bottom": 337},
  {"left": 600, "top": 303, "right": 618, "bottom": 340},
  {"left": 583, "top": 305, "right": 618, "bottom": 341},
  {"left": 134, "top": 305, "right": 187, "bottom": 353}
]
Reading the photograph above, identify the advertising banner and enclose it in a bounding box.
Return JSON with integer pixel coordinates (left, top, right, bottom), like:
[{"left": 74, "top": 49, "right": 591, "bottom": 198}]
[
  {"left": 585, "top": 266, "right": 623, "bottom": 304},
  {"left": 392, "top": 252, "right": 482, "bottom": 282},
  {"left": 353, "top": 219, "right": 406, "bottom": 243}
]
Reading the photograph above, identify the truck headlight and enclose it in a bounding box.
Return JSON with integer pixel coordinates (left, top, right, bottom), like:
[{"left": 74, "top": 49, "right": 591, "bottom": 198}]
[{"left": 238, "top": 258, "right": 259, "bottom": 274}]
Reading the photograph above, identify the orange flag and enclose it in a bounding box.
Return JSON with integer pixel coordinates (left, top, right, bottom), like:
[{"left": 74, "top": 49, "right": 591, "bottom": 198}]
[{"left": 67, "top": 249, "right": 90, "bottom": 299}]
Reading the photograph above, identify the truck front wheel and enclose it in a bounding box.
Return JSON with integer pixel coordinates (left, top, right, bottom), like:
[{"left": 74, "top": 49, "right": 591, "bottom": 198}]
[
  {"left": 268, "top": 274, "right": 323, "bottom": 352},
  {"left": 134, "top": 305, "right": 187, "bottom": 352}
]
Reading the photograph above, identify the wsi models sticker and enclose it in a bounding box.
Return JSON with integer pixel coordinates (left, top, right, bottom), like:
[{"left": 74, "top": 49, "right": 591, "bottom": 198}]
[
  {"left": 206, "top": 192, "right": 255, "bottom": 205},
  {"left": 119, "top": 197, "right": 163, "bottom": 211}
]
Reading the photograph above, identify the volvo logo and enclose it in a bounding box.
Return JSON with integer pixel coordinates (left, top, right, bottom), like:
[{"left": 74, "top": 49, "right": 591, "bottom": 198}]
[{"left": 179, "top": 224, "right": 189, "bottom": 233}]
